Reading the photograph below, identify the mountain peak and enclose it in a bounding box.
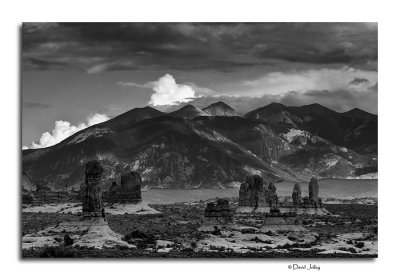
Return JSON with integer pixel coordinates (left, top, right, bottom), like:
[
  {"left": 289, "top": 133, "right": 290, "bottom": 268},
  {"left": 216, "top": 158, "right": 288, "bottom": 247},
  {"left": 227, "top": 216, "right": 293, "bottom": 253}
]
[
  {"left": 342, "top": 107, "right": 376, "bottom": 121},
  {"left": 245, "top": 102, "right": 288, "bottom": 119},
  {"left": 169, "top": 104, "right": 209, "bottom": 119},
  {"left": 203, "top": 102, "right": 237, "bottom": 116},
  {"left": 290, "top": 103, "right": 335, "bottom": 117},
  {"left": 99, "top": 106, "right": 165, "bottom": 129},
  {"left": 263, "top": 102, "right": 288, "bottom": 110}
]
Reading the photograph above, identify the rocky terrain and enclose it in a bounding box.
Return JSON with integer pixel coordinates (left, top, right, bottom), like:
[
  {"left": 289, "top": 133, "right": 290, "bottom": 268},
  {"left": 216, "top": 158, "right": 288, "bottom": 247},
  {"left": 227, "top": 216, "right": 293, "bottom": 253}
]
[
  {"left": 22, "top": 201, "right": 377, "bottom": 258},
  {"left": 21, "top": 170, "right": 377, "bottom": 258},
  {"left": 22, "top": 102, "right": 377, "bottom": 190}
]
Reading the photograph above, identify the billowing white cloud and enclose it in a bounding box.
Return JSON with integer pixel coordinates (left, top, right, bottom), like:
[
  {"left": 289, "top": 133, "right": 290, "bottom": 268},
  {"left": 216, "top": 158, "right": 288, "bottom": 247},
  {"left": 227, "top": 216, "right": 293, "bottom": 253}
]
[
  {"left": 118, "top": 74, "right": 197, "bottom": 106},
  {"left": 25, "top": 113, "right": 109, "bottom": 149},
  {"left": 148, "top": 74, "right": 196, "bottom": 106},
  {"left": 86, "top": 113, "right": 109, "bottom": 126}
]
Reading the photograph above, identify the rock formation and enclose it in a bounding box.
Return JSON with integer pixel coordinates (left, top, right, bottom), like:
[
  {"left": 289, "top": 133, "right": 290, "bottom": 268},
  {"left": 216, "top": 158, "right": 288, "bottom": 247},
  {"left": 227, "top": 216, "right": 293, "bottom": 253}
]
[
  {"left": 102, "top": 171, "right": 142, "bottom": 204},
  {"left": 22, "top": 189, "right": 34, "bottom": 204},
  {"left": 308, "top": 177, "right": 320, "bottom": 208},
  {"left": 109, "top": 181, "right": 118, "bottom": 192},
  {"left": 265, "top": 182, "right": 279, "bottom": 207},
  {"left": 198, "top": 198, "right": 234, "bottom": 231},
  {"left": 22, "top": 160, "right": 136, "bottom": 250},
  {"left": 204, "top": 198, "right": 233, "bottom": 224},
  {"left": 292, "top": 183, "right": 302, "bottom": 206},
  {"left": 260, "top": 208, "right": 306, "bottom": 232},
  {"left": 29, "top": 180, "right": 79, "bottom": 205},
  {"left": 238, "top": 174, "right": 266, "bottom": 207},
  {"left": 35, "top": 180, "right": 52, "bottom": 192},
  {"left": 82, "top": 160, "right": 104, "bottom": 217}
]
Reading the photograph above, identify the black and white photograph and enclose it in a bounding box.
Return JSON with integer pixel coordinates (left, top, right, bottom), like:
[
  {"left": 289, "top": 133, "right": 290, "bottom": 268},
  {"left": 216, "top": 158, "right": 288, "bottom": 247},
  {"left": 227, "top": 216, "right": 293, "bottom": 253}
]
[{"left": 20, "top": 22, "right": 378, "bottom": 258}]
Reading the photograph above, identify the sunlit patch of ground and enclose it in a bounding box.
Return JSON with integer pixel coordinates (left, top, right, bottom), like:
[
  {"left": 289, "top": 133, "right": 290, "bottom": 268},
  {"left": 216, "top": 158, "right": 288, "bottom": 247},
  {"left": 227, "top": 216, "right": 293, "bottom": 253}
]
[
  {"left": 22, "top": 217, "right": 134, "bottom": 250},
  {"left": 22, "top": 202, "right": 159, "bottom": 215},
  {"left": 196, "top": 229, "right": 319, "bottom": 253}
]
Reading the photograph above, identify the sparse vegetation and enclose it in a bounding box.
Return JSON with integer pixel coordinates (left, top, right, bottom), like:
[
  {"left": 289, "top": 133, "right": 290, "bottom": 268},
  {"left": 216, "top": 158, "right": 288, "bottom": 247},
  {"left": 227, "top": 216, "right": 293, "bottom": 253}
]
[{"left": 22, "top": 203, "right": 378, "bottom": 258}]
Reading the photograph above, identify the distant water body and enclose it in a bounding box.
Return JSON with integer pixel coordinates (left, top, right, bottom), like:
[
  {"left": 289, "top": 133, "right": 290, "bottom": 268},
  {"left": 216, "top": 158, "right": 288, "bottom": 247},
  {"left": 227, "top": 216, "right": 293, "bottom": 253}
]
[{"left": 143, "top": 179, "right": 377, "bottom": 204}]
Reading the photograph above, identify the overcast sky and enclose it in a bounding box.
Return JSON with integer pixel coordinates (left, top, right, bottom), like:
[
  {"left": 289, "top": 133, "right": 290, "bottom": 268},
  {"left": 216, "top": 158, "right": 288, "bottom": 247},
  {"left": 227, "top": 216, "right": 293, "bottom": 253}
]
[{"left": 22, "top": 22, "right": 377, "bottom": 148}]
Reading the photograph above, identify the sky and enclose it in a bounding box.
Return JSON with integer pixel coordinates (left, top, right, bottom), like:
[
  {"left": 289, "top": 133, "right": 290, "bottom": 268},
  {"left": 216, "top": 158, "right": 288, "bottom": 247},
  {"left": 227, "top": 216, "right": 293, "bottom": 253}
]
[{"left": 22, "top": 22, "right": 378, "bottom": 149}]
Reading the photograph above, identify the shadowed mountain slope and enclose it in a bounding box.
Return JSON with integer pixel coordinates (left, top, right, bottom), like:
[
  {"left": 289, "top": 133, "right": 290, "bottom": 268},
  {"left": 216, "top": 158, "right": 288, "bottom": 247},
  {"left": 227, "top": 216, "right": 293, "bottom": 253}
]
[
  {"left": 22, "top": 102, "right": 377, "bottom": 189},
  {"left": 203, "top": 102, "right": 238, "bottom": 116}
]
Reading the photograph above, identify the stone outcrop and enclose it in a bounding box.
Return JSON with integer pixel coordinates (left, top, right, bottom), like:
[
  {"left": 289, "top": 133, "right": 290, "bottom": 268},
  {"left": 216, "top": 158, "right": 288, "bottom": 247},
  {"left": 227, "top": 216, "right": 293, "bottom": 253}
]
[
  {"left": 302, "top": 196, "right": 310, "bottom": 206},
  {"left": 308, "top": 177, "right": 320, "bottom": 208},
  {"left": 35, "top": 180, "right": 52, "bottom": 192},
  {"left": 28, "top": 180, "right": 80, "bottom": 205},
  {"left": 292, "top": 183, "right": 302, "bottom": 206},
  {"left": 82, "top": 160, "right": 104, "bottom": 217},
  {"left": 260, "top": 208, "right": 307, "bottom": 232},
  {"left": 22, "top": 160, "right": 137, "bottom": 251},
  {"left": 102, "top": 172, "right": 142, "bottom": 204},
  {"left": 109, "top": 182, "right": 118, "bottom": 192},
  {"left": 22, "top": 189, "right": 34, "bottom": 204},
  {"left": 265, "top": 182, "right": 279, "bottom": 207},
  {"left": 199, "top": 198, "right": 234, "bottom": 231},
  {"left": 204, "top": 198, "right": 233, "bottom": 224},
  {"left": 238, "top": 175, "right": 266, "bottom": 207},
  {"left": 30, "top": 180, "right": 53, "bottom": 204}
]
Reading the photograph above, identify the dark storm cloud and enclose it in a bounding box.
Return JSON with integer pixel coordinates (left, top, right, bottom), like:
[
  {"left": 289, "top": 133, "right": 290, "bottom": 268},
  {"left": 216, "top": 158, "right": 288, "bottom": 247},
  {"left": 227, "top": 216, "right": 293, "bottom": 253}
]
[
  {"left": 22, "top": 101, "right": 52, "bottom": 109},
  {"left": 21, "top": 22, "right": 377, "bottom": 72}
]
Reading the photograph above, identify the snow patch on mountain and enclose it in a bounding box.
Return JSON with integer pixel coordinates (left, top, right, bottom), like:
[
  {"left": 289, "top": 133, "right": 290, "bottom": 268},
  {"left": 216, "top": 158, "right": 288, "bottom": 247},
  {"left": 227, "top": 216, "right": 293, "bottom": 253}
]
[
  {"left": 283, "top": 129, "right": 306, "bottom": 141},
  {"left": 69, "top": 127, "right": 113, "bottom": 144},
  {"left": 325, "top": 158, "right": 340, "bottom": 168},
  {"left": 243, "top": 165, "right": 263, "bottom": 176}
]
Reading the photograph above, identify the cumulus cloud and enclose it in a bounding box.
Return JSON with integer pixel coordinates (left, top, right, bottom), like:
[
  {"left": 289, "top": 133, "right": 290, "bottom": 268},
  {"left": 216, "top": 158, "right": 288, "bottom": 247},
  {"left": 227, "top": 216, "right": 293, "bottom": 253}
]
[
  {"left": 119, "top": 74, "right": 198, "bottom": 106},
  {"left": 25, "top": 113, "right": 109, "bottom": 149},
  {"left": 86, "top": 113, "right": 109, "bottom": 126},
  {"left": 148, "top": 74, "right": 196, "bottom": 106}
]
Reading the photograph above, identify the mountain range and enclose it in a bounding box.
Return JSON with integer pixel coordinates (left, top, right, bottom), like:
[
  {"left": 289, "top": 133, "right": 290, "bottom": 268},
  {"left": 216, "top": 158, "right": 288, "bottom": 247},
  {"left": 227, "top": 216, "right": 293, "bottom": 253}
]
[{"left": 22, "top": 102, "right": 377, "bottom": 190}]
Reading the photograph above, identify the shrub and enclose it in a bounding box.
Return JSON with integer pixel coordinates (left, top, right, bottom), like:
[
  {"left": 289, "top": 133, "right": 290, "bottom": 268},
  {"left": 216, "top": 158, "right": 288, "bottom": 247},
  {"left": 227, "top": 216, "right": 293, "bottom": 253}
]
[
  {"left": 287, "top": 236, "right": 297, "bottom": 241},
  {"left": 355, "top": 241, "right": 365, "bottom": 248},
  {"left": 64, "top": 234, "right": 74, "bottom": 246},
  {"left": 39, "top": 246, "right": 76, "bottom": 258},
  {"left": 211, "top": 226, "right": 221, "bottom": 236}
]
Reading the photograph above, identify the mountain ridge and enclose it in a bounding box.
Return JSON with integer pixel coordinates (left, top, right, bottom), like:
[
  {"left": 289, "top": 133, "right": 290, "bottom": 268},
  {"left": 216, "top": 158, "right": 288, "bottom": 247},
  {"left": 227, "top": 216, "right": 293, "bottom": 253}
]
[{"left": 22, "top": 102, "right": 377, "bottom": 190}]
